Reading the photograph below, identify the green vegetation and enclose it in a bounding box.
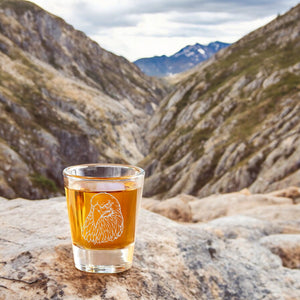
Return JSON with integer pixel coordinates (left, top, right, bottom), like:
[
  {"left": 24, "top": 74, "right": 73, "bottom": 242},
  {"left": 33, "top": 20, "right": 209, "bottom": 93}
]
[
  {"left": 190, "top": 129, "right": 211, "bottom": 147},
  {"left": 30, "top": 173, "right": 58, "bottom": 193},
  {"left": 263, "top": 72, "right": 300, "bottom": 100}
]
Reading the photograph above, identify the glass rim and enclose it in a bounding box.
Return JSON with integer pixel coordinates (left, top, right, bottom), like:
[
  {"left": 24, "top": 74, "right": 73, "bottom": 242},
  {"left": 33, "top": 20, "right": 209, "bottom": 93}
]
[{"left": 63, "top": 163, "right": 145, "bottom": 181}]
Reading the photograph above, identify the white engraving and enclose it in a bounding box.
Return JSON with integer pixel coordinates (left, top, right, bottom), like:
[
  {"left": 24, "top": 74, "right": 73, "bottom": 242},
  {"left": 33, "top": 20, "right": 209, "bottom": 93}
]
[{"left": 81, "top": 192, "right": 124, "bottom": 244}]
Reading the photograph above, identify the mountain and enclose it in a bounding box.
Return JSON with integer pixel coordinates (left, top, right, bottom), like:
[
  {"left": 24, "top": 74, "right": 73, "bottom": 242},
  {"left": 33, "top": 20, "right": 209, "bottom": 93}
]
[
  {"left": 0, "top": 0, "right": 170, "bottom": 199},
  {"left": 141, "top": 4, "right": 300, "bottom": 199},
  {"left": 134, "top": 42, "right": 230, "bottom": 77},
  {"left": 0, "top": 0, "right": 299, "bottom": 202}
]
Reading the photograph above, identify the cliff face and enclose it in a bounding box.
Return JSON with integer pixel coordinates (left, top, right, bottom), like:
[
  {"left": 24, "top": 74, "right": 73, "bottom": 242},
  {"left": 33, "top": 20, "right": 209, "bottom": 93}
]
[
  {"left": 0, "top": 0, "right": 169, "bottom": 199},
  {"left": 142, "top": 4, "right": 300, "bottom": 198}
]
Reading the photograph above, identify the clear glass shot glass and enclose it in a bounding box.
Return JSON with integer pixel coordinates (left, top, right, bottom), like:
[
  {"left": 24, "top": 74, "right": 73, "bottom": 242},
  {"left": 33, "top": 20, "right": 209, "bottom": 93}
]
[{"left": 63, "top": 163, "right": 145, "bottom": 273}]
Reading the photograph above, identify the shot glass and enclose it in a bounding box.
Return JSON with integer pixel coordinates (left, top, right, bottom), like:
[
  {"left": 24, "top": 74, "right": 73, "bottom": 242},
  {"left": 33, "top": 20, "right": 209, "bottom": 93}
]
[{"left": 63, "top": 163, "right": 144, "bottom": 273}]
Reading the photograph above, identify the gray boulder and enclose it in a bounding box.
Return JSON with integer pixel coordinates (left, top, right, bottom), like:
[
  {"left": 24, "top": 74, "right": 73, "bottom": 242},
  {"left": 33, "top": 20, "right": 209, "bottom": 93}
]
[{"left": 0, "top": 196, "right": 300, "bottom": 299}]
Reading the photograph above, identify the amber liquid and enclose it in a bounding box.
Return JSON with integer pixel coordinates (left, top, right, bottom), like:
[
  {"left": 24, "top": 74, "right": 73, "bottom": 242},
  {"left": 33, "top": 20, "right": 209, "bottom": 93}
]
[{"left": 65, "top": 185, "right": 140, "bottom": 250}]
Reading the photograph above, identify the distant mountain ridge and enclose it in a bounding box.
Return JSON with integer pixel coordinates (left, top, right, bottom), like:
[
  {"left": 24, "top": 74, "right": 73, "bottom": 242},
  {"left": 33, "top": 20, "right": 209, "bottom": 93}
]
[{"left": 134, "top": 41, "right": 230, "bottom": 77}]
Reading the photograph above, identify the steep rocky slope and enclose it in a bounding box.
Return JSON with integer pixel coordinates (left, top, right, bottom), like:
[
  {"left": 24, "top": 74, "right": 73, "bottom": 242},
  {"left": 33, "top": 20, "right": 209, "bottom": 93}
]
[
  {"left": 0, "top": 0, "right": 169, "bottom": 199},
  {"left": 142, "top": 4, "right": 300, "bottom": 199}
]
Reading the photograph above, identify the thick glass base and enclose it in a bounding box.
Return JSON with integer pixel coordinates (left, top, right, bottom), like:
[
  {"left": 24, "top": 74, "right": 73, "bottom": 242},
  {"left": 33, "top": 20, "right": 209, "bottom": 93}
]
[{"left": 72, "top": 243, "right": 134, "bottom": 273}]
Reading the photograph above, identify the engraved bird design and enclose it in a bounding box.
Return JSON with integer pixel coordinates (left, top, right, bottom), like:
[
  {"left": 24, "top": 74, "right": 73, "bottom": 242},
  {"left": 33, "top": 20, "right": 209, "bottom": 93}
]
[{"left": 81, "top": 192, "right": 124, "bottom": 244}]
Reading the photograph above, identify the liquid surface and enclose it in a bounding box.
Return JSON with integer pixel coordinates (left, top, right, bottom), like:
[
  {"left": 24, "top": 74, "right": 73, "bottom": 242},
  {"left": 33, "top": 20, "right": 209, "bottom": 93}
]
[{"left": 66, "top": 187, "right": 140, "bottom": 250}]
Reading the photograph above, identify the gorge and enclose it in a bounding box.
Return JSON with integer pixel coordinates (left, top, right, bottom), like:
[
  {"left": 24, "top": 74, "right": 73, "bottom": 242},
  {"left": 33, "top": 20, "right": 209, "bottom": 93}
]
[{"left": 0, "top": 0, "right": 299, "bottom": 200}]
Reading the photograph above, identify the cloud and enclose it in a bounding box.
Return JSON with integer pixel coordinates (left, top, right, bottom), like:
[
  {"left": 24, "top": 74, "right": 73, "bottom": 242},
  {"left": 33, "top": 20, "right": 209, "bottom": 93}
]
[
  {"left": 30, "top": 0, "right": 299, "bottom": 60},
  {"left": 63, "top": 0, "right": 297, "bottom": 37},
  {"left": 33, "top": 0, "right": 298, "bottom": 32},
  {"left": 110, "top": 0, "right": 297, "bottom": 16},
  {"left": 169, "top": 12, "right": 236, "bottom": 26}
]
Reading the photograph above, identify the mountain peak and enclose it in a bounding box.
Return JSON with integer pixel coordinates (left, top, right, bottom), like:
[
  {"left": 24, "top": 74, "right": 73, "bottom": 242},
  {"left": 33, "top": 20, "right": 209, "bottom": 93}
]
[{"left": 134, "top": 41, "right": 230, "bottom": 77}]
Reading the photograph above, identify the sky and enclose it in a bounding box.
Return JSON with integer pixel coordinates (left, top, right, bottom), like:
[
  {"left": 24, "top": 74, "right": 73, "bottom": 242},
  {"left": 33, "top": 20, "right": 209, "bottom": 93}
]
[{"left": 29, "top": 0, "right": 299, "bottom": 61}]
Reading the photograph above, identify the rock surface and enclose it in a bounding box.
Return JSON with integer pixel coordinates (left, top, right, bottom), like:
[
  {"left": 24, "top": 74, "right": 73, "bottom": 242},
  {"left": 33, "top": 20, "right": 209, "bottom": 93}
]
[
  {"left": 1, "top": 191, "right": 300, "bottom": 299},
  {"left": 143, "top": 187, "right": 300, "bottom": 224},
  {"left": 189, "top": 192, "right": 293, "bottom": 223},
  {"left": 142, "top": 194, "right": 194, "bottom": 222}
]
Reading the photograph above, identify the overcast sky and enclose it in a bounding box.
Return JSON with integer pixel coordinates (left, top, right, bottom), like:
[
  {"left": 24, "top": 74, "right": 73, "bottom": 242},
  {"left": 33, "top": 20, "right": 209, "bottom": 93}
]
[{"left": 29, "top": 0, "right": 299, "bottom": 61}]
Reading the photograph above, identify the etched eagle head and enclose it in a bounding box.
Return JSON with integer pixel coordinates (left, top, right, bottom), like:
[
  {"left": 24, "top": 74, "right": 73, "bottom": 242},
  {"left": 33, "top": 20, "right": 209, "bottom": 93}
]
[{"left": 81, "top": 192, "right": 124, "bottom": 244}]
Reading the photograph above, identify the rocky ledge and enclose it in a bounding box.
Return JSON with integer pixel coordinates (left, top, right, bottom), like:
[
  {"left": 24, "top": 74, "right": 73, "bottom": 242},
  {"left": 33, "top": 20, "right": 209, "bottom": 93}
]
[{"left": 0, "top": 187, "right": 300, "bottom": 299}]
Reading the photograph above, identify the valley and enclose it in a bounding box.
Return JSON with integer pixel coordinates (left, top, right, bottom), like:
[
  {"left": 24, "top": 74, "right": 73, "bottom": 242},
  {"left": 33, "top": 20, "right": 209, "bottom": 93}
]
[{"left": 0, "top": 0, "right": 299, "bottom": 200}]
